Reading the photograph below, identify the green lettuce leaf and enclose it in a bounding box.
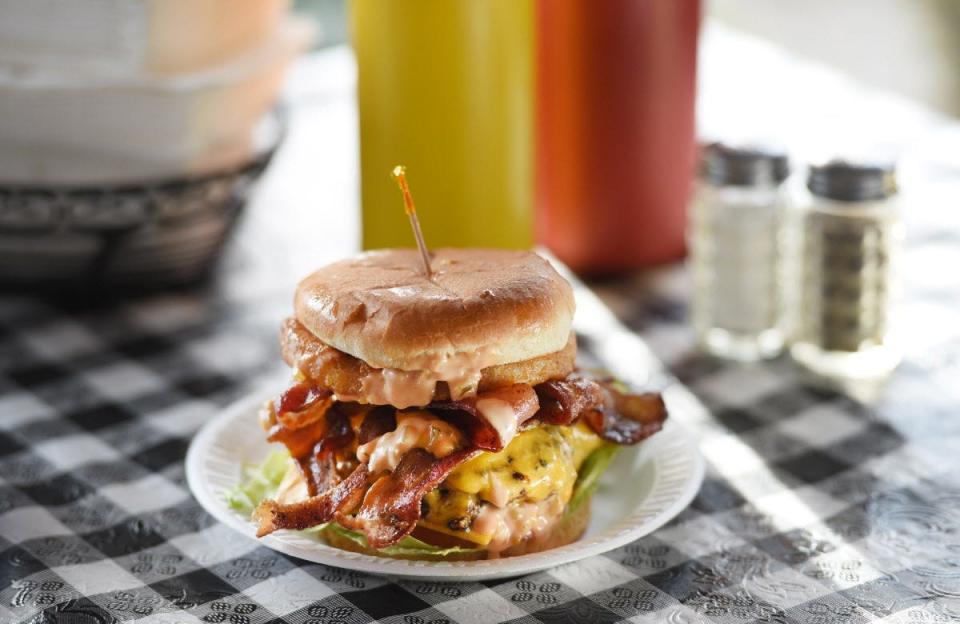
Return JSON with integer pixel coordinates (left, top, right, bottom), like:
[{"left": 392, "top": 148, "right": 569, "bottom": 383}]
[
  {"left": 311, "top": 522, "right": 482, "bottom": 557},
  {"left": 567, "top": 443, "right": 619, "bottom": 514},
  {"left": 225, "top": 449, "right": 290, "bottom": 514}
]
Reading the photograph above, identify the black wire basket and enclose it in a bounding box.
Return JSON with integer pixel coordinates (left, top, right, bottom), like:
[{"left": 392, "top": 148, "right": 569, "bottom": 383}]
[{"left": 0, "top": 116, "right": 284, "bottom": 294}]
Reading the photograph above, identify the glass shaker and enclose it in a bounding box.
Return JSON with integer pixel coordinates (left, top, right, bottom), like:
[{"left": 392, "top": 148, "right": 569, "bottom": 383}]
[
  {"left": 784, "top": 160, "right": 902, "bottom": 380},
  {"left": 689, "top": 143, "right": 789, "bottom": 360}
]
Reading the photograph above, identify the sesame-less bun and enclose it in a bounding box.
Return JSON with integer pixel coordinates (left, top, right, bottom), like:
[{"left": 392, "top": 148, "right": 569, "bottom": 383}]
[{"left": 294, "top": 249, "right": 575, "bottom": 372}]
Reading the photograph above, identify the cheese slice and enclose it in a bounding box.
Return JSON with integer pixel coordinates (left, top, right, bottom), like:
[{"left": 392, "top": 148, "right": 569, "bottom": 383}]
[{"left": 419, "top": 422, "right": 604, "bottom": 545}]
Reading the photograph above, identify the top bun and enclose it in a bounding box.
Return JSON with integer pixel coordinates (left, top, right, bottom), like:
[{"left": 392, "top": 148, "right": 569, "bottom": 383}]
[{"left": 294, "top": 248, "right": 574, "bottom": 372}]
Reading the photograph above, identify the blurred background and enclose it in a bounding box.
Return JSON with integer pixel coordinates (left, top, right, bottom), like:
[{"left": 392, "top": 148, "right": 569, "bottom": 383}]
[{"left": 299, "top": 0, "right": 960, "bottom": 117}]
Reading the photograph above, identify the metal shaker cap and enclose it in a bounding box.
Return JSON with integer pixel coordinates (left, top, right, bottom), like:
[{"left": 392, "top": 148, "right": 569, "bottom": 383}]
[
  {"left": 701, "top": 142, "right": 790, "bottom": 187},
  {"left": 807, "top": 160, "right": 897, "bottom": 202}
]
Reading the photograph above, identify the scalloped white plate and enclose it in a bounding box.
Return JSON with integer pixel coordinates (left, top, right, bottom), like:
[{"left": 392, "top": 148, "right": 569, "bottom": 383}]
[{"left": 186, "top": 391, "right": 703, "bottom": 581}]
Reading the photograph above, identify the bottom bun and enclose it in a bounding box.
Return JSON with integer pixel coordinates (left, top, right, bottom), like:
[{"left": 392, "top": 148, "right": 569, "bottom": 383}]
[{"left": 320, "top": 498, "right": 592, "bottom": 561}]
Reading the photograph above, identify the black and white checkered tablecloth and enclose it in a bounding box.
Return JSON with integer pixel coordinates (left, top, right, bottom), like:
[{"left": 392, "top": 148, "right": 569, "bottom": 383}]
[{"left": 2, "top": 195, "right": 959, "bottom": 624}]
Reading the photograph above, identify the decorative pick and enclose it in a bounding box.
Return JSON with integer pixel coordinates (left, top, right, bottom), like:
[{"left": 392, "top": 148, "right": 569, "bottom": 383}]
[{"left": 391, "top": 165, "right": 432, "bottom": 279}]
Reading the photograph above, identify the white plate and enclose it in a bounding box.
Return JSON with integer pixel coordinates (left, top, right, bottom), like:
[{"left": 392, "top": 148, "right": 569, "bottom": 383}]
[{"left": 186, "top": 391, "right": 704, "bottom": 581}]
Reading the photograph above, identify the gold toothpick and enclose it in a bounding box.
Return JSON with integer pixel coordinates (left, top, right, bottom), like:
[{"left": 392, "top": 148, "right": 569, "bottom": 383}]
[{"left": 391, "top": 165, "right": 432, "bottom": 279}]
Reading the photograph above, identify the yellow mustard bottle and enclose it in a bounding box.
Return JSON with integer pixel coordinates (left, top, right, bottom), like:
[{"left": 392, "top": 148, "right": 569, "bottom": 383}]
[{"left": 350, "top": 0, "right": 534, "bottom": 249}]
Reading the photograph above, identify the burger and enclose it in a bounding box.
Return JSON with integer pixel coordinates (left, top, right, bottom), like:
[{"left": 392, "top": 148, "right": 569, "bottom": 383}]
[{"left": 233, "top": 248, "right": 666, "bottom": 560}]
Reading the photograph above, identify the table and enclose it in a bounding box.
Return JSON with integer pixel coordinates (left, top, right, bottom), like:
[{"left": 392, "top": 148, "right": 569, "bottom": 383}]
[{"left": 2, "top": 23, "right": 960, "bottom": 624}]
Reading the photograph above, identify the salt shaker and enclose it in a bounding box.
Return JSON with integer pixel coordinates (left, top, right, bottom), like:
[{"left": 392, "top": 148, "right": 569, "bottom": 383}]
[
  {"left": 689, "top": 143, "right": 789, "bottom": 360},
  {"left": 784, "top": 160, "right": 902, "bottom": 379}
]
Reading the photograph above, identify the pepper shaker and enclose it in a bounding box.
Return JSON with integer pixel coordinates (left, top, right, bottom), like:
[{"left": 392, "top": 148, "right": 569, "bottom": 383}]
[{"left": 784, "top": 159, "right": 902, "bottom": 379}]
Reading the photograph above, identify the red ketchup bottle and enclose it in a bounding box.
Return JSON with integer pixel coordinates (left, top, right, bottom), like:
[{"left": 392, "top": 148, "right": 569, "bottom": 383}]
[{"left": 535, "top": 0, "right": 701, "bottom": 273}]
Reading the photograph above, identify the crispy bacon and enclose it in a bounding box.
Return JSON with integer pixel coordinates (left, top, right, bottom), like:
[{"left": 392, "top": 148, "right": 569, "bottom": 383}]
[
  {"left": 531, "top": 373, "right": 666, "bottom": 444},
  {"left": 268, "top": 395, "right": 349, "bottom": 459},
  {"left": 265, "top": 381, "right": 337, "bottom": 458},
  {"left": 532, "top": 375, "right": 606, "bottom": 425},
  {"left": 276, "top": 382, "right": 333, "bottom": 429},
  {"left": 267, "top": 418, "right": 328, "bottom": 458},
  {"left": 583, "top": 383, "right": 667, "bottom": 445},
  {"left": 314, "top": 406, "right": 354, "bottom": 457},
  {"left": 254, "top": 463, "right": 370, "bottom": 537},
  {"left": 337, "top": 448, "right": 479, "bottom": 548},
  {"left": 255, "top": 370, "right": 666, "bottom": 547},
  {"left": 268, "top": 390, "right": 354, "bottom": 496},
  {"left": 429, "top": 384, "right": 539, "bottom": 451},
  {"left": 358, "top": 406, "right": 396, "bottom": 444},
  {"left": 295, "top": 406, "right": 355, "bottom": 495},
  {"left": 298, "top": 453, "right": 337, "bottom": 497}
]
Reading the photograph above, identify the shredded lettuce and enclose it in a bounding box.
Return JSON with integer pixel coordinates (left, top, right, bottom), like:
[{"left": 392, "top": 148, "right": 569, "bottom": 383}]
[
  {"left": 225, "top": 449, "right": 290, "bottom": 514},
  {"left": 568, "top": 443, "right": 619, "bottom": 513},
  {"left": 311, "top": 522, "right": 482, "bottom": 557}
]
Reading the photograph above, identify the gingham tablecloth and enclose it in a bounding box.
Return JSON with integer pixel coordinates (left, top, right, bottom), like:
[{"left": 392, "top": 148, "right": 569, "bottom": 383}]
[{"left": 2, "top": 206, "right": 959, "bottom": 624}]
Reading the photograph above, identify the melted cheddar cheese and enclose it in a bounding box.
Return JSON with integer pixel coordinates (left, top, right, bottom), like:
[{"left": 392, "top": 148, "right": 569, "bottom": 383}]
[{"left": 418, "top": 421, "right": 603, "bottom": 545}]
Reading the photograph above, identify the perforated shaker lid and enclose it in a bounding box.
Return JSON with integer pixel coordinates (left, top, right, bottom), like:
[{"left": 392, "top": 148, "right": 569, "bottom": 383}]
[
  {"left": 807, "top": 160, "right": 898, "bottom": 202},
  {"left": 700, "top": 142, "right": 790, "bottom": 187}
]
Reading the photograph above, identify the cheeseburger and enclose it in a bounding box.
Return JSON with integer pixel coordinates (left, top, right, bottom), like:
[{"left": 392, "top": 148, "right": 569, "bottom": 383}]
[{"left": 247, "top": 248, "right": 666, "bottom": 559}]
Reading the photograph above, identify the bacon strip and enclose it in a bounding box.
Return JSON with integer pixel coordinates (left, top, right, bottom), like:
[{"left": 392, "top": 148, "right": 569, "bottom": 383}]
[
  {"left": 583, "top": 384, "right": 667, "bottom": 445},
  {"left": 269, "top": 398, "right": 352, "bottom": 464},
  {"left": 532, "top": 375, "right": 605, "bottom": 426},
  {"left": 296, "top": 406, "right": 355, "bottom": 496},
  {"left": 531, "top": 373, "right": 666, "bottom": 444},
  {"left": 314, "top": 406, "right": 354, "bottom": 457},
  {"left": 430, "top": 384, "right": 539, "bottom": 451},
  {"left": 254, "top": 463, "right": 370, "bottom": 537},
  {"left": 338, "top": 448, "right": 479, "bottom": 548},
  {"left": 358, "top": 406, "right": 396, "bottom": 444},
  {"left": 266, "top": 382, "right": 338, "bottom": 458},
  {"left": 267, "top": 418, "right": 328, "bottom": 459},
  {"left": 276, "top": 382, "right": 334, "bottom": 429},
  {"left": 298, "top": 454, "right": 336, "bottom": 497}
]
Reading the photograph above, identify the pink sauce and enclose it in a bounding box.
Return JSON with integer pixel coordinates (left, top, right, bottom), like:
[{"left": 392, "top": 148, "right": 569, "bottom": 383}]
[
  {"left": 351, "top": 368, "right": 438, "bottom": 409},
  {"left": 485, "top": 475, "right": 512, "bottom": 509},
  {"left": 356, "top": 411, "right": 462, "bottom": 473},
  {"left": 472, "top": 496, "right": 566, "bottom": 557},
  {"left": 475, "top": 397, "right": 520, "bottom": 447},
  {"left": 393, "top": 344, "right": 499, "bottom": 397},
  {"left": 332, "top": 345, "right": 499, "bottom": 408}
]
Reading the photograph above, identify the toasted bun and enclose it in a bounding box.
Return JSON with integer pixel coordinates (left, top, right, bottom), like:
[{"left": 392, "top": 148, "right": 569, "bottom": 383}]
[
  {"left": 294, "top": 249, "right": 574, "bottom": 372},
  {"left": 320, "top": 498, "right": 592, "bottom": 561}
]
